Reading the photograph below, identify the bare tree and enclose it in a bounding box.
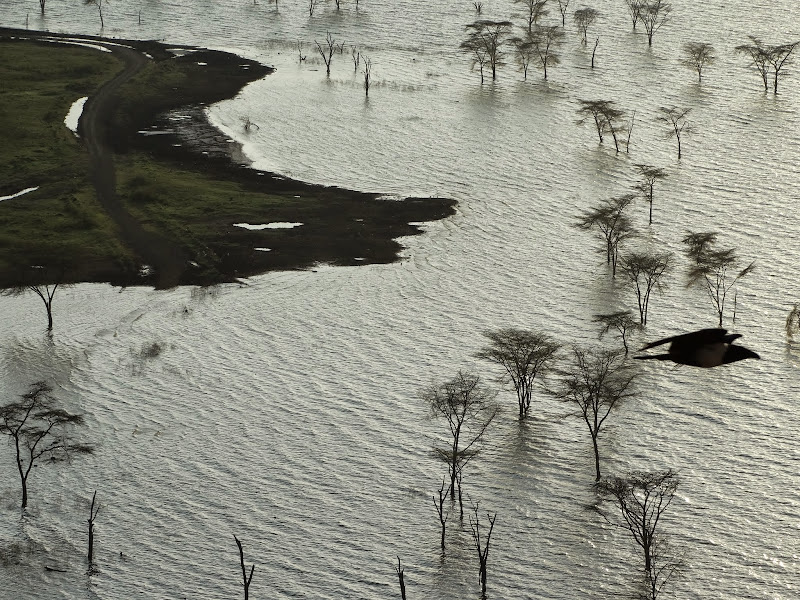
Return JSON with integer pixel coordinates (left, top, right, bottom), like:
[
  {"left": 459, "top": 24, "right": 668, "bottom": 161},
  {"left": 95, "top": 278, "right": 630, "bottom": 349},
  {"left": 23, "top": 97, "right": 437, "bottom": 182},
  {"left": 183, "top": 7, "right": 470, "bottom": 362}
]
[
  {"left": 682, "top": 232, "right": 755, "bottom": 327},
  {"left": 657, "top": 107, "right": 691, "bottom": 159},
  {"left": 432, "top": 478, "right": 451, "bottom": 551},
  {"left": 529, "top": 25, "right": 565, "bottom": 79},
  {"left": 362, "top": 56, "right": 373, "bottom": 97},
  {"left": 576, "top": 99, "right": 626, "bottom": 152},
  {"left": 620, "top": 252, "right": 671, "bottom": 326},
  {"left": 233, "top": 535, "right": 255, "bottom": 600},
  {"left": 592, "top": 36, "right": 599, "bottom": 68},
  {"left": 395, "top": 557, "right": 407, "bottom": 600},
  {"left": 556, "top": 0, "right": 571, "bottom": 26},
  {"left": 350, "top": 45, "right": 360, "bottom": 70},
  {"left": 461, "top": 20, "right": 514, "bottom": 81},
  {"left": 623, "top": 0, "right": 643, "bottom": 29},
  {"left": 308, "top": 0, "right": 320, "bottom": 16},
  {"left": 469, "top": 504, "right": 497, "bottom": 598},
  {"left": 296, "top": 40, "right": 306, "bottom": 63},
  {"left": 593, "top": 311, "right": 643, "bottom": 353},
  {"left": 0, "top": 382, "right": 93, "bottom": 509},
  {"left": 552, "top": 349, "right": 636, "bottom": 481},
  {"left": 597, "top": 470, "right": 682, "bottom": 600},
  {"left": 736, "top": 37, "right": 799, "bottom": 93},
  {"left": 639, "top": 0, "right": 671, "bottom": 46},
  {"left": 515, "top": 0, "right": 549, "bottom": 33},
  {"left": 39, "top": 0, "right": 47, "bottom": 13},
  {"left": 633, "top": 164, "right": 668, "bottom": 225},
  {"left": 475, "top": 328, "right": 560, "bottom": 418},
  {"left": 315, "top": 31, "right": 338, "bottom": 76},
  {"left": 87, "top": 490, "right": 100, "bottom": 566},
  {"left": 573, "top": 7, "right": 599, "bottom": 45},
  {"left": 423, "top": 372, "right": 498, "bottom": 516},
  {"left": 85, "top": 0, "right": 105, "bottom": 28},
  {"left": 574, "top": 193, "right": 637, "bottom": 277},
  {"left": 681, "top": 42, "right": 715, "bottom": 82},
  {"left": 474, "top": 1, "right": 483, "bottom": 14}
]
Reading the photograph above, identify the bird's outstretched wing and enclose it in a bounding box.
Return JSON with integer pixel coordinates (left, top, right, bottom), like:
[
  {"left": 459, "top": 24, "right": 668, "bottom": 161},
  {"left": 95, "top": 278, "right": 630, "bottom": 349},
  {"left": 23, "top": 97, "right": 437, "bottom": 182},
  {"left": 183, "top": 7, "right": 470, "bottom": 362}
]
[{"left": 638, "top": 328, "right": 736, "bottom": 351}]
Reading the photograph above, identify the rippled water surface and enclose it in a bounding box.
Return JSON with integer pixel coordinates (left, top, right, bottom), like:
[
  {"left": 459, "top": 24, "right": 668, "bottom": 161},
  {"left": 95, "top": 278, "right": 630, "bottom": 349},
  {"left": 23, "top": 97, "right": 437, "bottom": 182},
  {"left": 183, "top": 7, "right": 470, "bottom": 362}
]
[{"left": 1, "top": 1, "right": 799, "bottom": 598}]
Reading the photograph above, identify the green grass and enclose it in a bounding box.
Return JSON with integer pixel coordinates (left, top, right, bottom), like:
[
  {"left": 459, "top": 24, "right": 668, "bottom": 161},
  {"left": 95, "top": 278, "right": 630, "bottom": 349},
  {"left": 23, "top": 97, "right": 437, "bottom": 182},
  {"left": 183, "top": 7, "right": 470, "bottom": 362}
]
[{"left": 0, "top": 39, "right": 133, "bottom": 279}]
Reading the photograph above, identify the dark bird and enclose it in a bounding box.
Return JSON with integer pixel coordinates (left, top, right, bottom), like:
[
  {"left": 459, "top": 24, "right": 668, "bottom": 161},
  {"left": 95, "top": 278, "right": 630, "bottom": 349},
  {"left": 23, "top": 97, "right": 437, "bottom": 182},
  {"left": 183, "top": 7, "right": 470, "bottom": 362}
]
[{"left": 634, "top": 328, "right": 760, "bottom": 368}]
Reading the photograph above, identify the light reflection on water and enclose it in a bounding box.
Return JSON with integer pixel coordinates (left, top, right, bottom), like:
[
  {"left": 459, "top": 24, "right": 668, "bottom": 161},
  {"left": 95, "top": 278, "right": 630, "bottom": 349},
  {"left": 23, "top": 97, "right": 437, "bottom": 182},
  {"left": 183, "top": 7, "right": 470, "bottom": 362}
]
[{"left": 1, "top": 0, "right": 799, "bottom": 599}]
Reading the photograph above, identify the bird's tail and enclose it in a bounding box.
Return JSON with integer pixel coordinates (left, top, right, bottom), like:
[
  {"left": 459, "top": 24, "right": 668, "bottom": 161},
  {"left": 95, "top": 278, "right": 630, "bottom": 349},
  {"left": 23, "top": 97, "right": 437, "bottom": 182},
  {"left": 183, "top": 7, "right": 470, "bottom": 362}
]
[{"left": 633, "top": 353, "right": 673, "bottom": 361}]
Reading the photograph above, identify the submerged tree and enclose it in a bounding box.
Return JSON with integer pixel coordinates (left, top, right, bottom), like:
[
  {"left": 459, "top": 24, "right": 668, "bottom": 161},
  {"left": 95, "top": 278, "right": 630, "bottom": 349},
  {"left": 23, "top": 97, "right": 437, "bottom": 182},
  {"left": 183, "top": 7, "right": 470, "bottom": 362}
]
[
  {"left": 475, "top": 328, "right": 560, "bottom": 418},
  {"left": 682, "top": 232, "right": 755, "bottom": 327},
  {"left": 597, "top": 470, "right": 682, "bottom": 600},
  {"left": 363, "top": 55, "right": 373, "bottom": 97},
  {"left": 681, "top": 42, "right": 716, "bottom": 82},
  {"left": 0, "top": 382, "right": 93, "bottom": 509},
  {"left": 529, "top": 25, "right": 565, "bottom": 79},
  {"left": 315, "top": 31, "right": 338, "bottom": 76},
  {"left": 657, "top": 107, "right": 691, "bottom": 159},
  {"left": 573, "top": 7, "right": 599, "bottom": 45},
  {"left": 233, "top": 535, "right": 255, "bottom": 600},
  {"left": 623, "top": 0, "right": 643, "bottom": 29},
  {"left": 575, "top": 193, "right": 637, "bottom": 277},
  {"left": 556, "top": 0, "right": 571, "bottom": 26},
  {"left": 552, "top": 348, "right": 636, "bottom": 481},
  {"left": 620, "top": 251, "right": 671, "bottom": 326},
  {"left": 640, "top": 0, "right": 671, "bottom": 46},
  {"left": 469, "top": 503, "right": 497, "bottom": 598},
  {"left": 433, "top": 478, "right": 451, "bottom": 551},
  {"left": 461, "top": 20, "right": 514, "bottom": 82},
  {"left": 1, "top": 263, "right": 72, "bottom": 332},
  {"left": 736, "top": 37, "right": 799, "bottom": 93},
  {"left": 633, "top": 164, "right": 668, "bottom": 225},
  {"left": 515, "top": 0, "right": 549, "bottom": 33},
  {"left": 512, "top": 36, "right": 536, "bottom": 80},
  {"left": 593, "top": 311, "right": 642, "bottom": 353},
  {"left": 576, "top": 99, "right": 627, "bottom": 152},
  {"left": 423, "top": 372, "right": 498, "bottom": 516}
]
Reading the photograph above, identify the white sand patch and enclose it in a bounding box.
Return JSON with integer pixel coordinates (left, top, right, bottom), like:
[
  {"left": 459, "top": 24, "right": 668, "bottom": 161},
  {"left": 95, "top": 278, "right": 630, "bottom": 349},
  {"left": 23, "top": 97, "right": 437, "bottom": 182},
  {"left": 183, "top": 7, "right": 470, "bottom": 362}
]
[
  {"left": 0, "top": 187, "right": 39, "bottom": 202},
  {"left": 234, "top": 222, "right": 303, "bottom": 230},
  {"left": 65, "top": 97, "right": 88, "bottom": 136}
]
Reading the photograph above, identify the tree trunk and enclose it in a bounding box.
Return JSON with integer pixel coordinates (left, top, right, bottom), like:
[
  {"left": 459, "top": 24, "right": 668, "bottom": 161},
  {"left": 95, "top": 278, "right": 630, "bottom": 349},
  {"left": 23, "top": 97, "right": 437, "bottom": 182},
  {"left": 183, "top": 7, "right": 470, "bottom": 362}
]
[
  {"left": 21, "top": 477, "right": 28, "bottom": 509},
  {"left": 592, "top": 434, "right": 601, "bottom": 481}
]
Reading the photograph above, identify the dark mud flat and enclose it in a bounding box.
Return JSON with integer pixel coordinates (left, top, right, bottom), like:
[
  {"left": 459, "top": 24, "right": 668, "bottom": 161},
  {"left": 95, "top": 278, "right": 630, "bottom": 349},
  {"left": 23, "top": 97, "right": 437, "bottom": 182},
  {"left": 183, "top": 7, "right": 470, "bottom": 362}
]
[{"left": 0, "top": 28, "right": 456, "bottom": 287}]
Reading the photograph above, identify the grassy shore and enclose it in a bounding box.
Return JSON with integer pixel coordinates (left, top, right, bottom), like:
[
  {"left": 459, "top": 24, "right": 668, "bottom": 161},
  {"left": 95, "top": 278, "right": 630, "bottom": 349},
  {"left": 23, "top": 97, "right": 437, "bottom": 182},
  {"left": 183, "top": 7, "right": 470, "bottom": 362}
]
[{"left": 0, "top": 30, "right": 456, "bottom": 287}]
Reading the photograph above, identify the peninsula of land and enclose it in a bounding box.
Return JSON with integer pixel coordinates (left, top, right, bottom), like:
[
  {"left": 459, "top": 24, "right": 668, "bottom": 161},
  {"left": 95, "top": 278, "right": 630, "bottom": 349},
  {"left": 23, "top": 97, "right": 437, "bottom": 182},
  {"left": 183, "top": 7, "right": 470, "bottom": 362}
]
[{"left": 0, "top": 28, "right": 456, "bottom": 288}]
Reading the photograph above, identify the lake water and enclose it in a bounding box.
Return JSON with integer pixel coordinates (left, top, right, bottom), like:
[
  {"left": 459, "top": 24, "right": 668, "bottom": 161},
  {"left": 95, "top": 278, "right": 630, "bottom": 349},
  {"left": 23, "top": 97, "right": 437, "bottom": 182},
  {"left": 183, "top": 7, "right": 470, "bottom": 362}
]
[{"left": 1, "top": 0, "right": 799, "bottom": 598}]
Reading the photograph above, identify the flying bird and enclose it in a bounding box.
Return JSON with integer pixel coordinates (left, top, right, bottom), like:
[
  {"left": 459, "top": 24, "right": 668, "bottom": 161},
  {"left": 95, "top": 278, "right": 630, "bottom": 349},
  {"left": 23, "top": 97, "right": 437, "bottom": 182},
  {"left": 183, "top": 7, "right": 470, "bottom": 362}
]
[{"left": 634, "top": 328, "right": 760, "bottom": 368}]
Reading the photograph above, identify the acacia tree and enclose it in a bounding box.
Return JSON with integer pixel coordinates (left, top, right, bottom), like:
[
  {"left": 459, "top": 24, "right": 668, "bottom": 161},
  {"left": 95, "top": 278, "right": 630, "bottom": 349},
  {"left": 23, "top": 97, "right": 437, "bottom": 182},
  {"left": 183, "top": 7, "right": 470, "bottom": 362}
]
[
  {"left": 593, "top": 311, "right": 642, "bottom": 354},
  {"left": 620, "top": 252, "right": 671, "bottom": 326},
  {"left": 574, "top": 193, "right": 637, "bottom": 277},
  {"left": 657, "top": 107, "right": 691, "bottom": 159},
  {"left": 640, "top": 0, "right": 671, "bottom": 46},
  {"left": 512, "top": 36, "right": 536, "bottom": 80},
  {"left": 315, "top": 31, "right": 339, "bottom": 76},
  {"left": 597, "top": 470, "right": 682, "bottom": 600},
  {"left": 1, "top": 263, "right": 72, "bottom": 332},
  {"left": 681, "top": 42, "right": 716, "bottom": 82},
  {"left": 556, "top": 0, "right": 570, "bottom": 26},
  {"left": 633, "top": 164, "right": 668, "bottom": 225},
  {"left": 475, "top": 328, "right": 560, "bottom": 418},
  {"left": 573, "top": 7, "right": 599, "bottom": 45},
  {"left": 552, "top": 348, "right": 636, "bottom": 481},
  {"left": 624, "top": 0, "right": 643, "bottom": 29},
  {"left": 423, "top": 372, "right": 498, "bottom": 516},
  {"left": 461, "top": 20, "right": 514, "bottom": 81},
  {"left": 576, "top": 100, "right": 626, "bottom": 152},
  {"left": 529, "top": 25, "right": 565, "bottom": 79},
  {"left": 0, "top": 382, "right": 93, "bottom": 509},
  {"left": 736, "top": 37, "right": 799, "bottom": 93},
  {"left": 682, "top": 232, "right": 755, "bottom": 327},
  {"left": 514, "top": 0, "right": 549, "bottom": 33}
]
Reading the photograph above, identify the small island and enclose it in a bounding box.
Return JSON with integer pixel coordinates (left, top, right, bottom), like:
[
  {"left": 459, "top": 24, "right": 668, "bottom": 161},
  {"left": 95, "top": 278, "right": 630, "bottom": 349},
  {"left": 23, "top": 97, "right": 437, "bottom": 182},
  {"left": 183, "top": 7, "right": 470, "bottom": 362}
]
[{"left": 0, "top": 28, "right": 456, "bottom": 289}]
